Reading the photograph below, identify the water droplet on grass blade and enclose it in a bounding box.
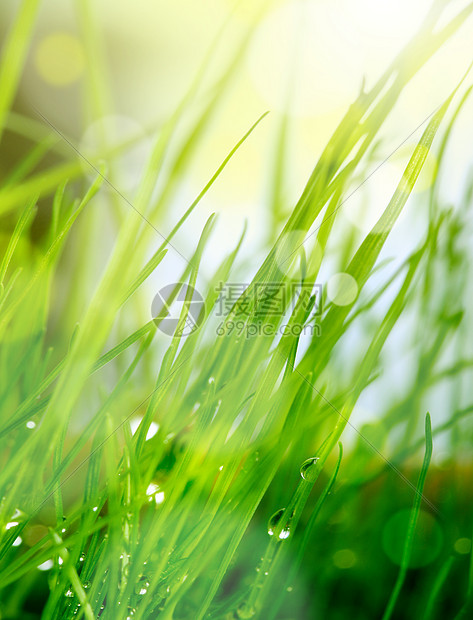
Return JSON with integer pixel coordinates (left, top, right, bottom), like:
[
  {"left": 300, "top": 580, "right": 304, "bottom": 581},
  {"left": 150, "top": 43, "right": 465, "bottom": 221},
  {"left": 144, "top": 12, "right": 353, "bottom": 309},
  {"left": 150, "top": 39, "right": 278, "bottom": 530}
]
[
  {"left": 135, "top": 577, "right": 150, "bottom": 595},
  {"left": 65, "top": 588, "right": 74, "bottom": 597},
  {"left": 146, "top": 483, "right": 159, "bottom": 496},
  {"left": 300, "top": 456, "right": 320, "bottom": 482},
  {"left": 237, "top": 602, "right": 255, "bottom": 618},
  {"left": 5, "top": 521, "right": 19, "bottom": 530},
  {"left": 157, "top": 582, "right": 170, "bottom": 598},
  {"left": 268, "top": 508, "right": 284, "bottom": 535},
  {"left": 11, "top": 508, "right": 27, "bottom": 521},
  {"left": 268, "top": 508, "right": 291, "bottom": 540}
]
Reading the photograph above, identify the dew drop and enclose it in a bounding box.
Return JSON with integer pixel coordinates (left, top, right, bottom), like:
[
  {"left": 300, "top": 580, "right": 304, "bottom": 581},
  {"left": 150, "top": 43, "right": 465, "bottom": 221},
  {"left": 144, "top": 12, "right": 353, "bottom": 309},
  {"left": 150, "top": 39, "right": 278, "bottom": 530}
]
[
  {"left": 65, "top": 588, "right": 74, "bottom": 598},
  {"left": 37, "top": 559, "right": 54, "bottom": 571},
  {"left": 157, "top": 582, "right": 170, "bottom": 598},
  {"left": 135, "top": 577, "right": 150, "bottom": 596},
  {"left": 146, "top": 483, "right": 159, "bottom": 496},
  {"left": 268, "top": 508, "right": 284, "bottom": 535},
  {"left": 11, "top": 508, "right": 26, "bottom": 521},
  {"left": 300, "top": 456, "right": 320, "bottom": 482},
  {"left": 237, "top": 602, "right": 255, "bottom": 618},
  {"left": 79, "top": 552, "right": 86, "bottom": 563},
  {"left": 26, "top": 420, "right": 36, "bottom": 429},
  {"left": 5, "top": 521, "right": 19, "bottom": 530},
  {"left": 13, "top": 536, "right": 22, "bottom": 547},
  {"left": 268, "top": 508, "right": 290, "bottom": 540},
  {"left": 83, "top": 581, "right": 91, "bottom": 589}
]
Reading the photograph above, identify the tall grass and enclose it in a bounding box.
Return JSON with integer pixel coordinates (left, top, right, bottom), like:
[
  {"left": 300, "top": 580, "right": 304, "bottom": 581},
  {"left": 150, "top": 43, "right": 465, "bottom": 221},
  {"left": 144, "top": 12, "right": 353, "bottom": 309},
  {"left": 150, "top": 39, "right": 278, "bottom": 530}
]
[{"left": 0, "top": 2, "right": 473, "bottom": 619}]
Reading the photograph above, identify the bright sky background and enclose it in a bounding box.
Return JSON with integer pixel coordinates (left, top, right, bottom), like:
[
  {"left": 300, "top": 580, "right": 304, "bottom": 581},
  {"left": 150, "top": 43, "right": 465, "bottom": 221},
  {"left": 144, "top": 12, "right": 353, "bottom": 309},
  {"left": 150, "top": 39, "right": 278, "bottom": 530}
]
[{"left": 2, "top": 0, "right": 471, "bottom": 291}]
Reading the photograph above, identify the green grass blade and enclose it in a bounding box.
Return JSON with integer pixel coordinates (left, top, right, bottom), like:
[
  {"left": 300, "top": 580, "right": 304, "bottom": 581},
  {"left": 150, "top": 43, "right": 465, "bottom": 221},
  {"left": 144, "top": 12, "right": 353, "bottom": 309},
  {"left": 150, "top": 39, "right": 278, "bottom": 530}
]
[
  {"left": 0, "top": 0, "right": 40, "bottom": 141},
  {"left": 382, "top": 413, "right": 433, "bottom": 620}
]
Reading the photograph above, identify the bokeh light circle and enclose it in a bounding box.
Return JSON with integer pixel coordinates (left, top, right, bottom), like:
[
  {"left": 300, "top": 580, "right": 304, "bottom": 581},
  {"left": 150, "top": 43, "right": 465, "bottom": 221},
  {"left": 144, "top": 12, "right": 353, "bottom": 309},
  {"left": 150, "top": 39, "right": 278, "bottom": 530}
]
[
  {"left": 327, "top": 272, "right": 358, "bottom": 306},
  {"left": 454, "top": 537, "right": 471, "bottom": 555},
  {"left": 382, "top": 509, "right": 443, "bottom": 568},
  {"left": 333, "top": 548, "right": 357, "bottom": 569},
  {"left": 35, "top": 32, "right": 85, "bottom": 87}
]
